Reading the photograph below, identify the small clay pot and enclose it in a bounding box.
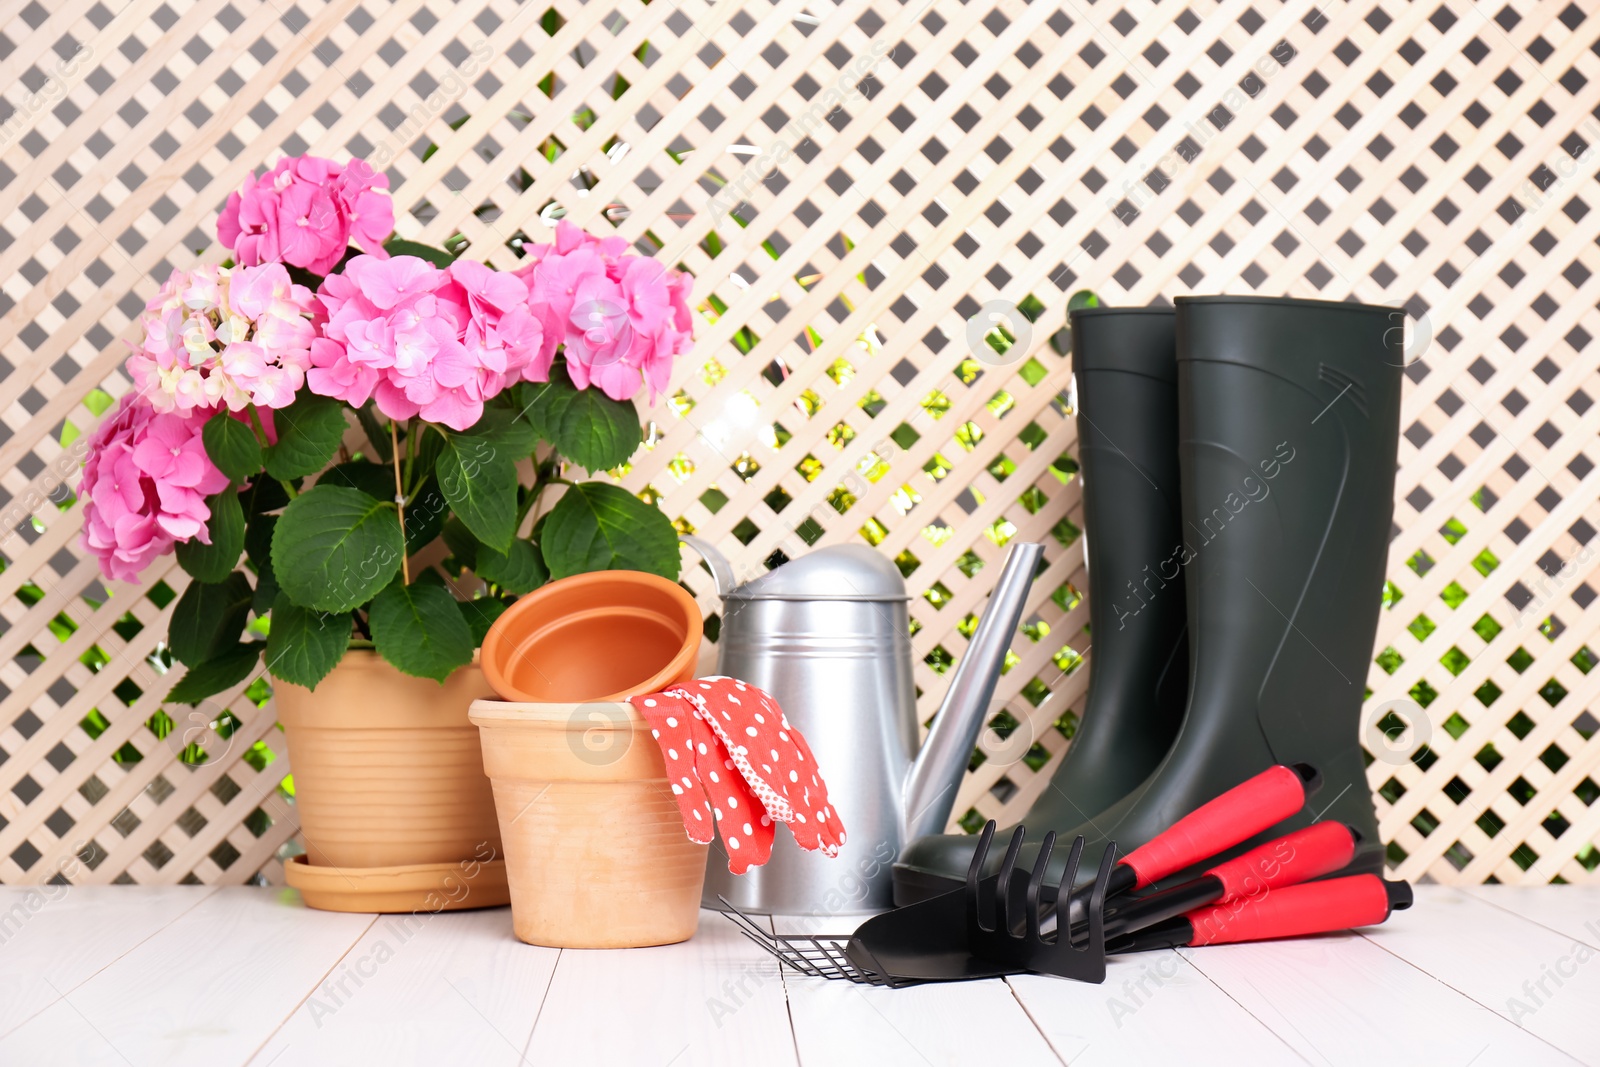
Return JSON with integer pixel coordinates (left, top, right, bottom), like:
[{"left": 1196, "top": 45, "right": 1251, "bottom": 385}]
[
  {"left": 469, "top": 699, "right": 709, "bottom": 948},
  {"left": 480, "top": 570, "right": 702, "bottom": 702},
  {"left": 273, "top": 651, "right": 502, "bottom": 873}
]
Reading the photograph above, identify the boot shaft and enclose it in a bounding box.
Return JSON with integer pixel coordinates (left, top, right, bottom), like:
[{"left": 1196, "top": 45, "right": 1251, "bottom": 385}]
[
  {"left": 1174, "top": 296, "right": 1402, "bottom": 772},
  {"left": 1063, "top": 308, "right": 1189, "bottom": 803},
  {"left": 1072, "top": 308, "right": 1187, "bottom": 680}
]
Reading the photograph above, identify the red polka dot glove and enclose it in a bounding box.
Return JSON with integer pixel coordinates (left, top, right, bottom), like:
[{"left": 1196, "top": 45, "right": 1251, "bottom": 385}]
[{"left": 630, "top": 677, "right": 846, "bottom": 875}]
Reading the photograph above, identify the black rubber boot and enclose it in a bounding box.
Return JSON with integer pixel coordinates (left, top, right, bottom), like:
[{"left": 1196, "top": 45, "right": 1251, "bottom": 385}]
[
  {"left": 893, "top": 307, "right": 1189, "bottom": 907},
  {"left": 1047, "top": 309, "right": 1188, "bottom": 821},
  {"left": 893, "top": 296, "right": 1401, "bottom": 903}
]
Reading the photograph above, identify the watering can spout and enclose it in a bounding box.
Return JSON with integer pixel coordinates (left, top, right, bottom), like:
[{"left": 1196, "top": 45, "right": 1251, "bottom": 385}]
[
  {"left": 901, "top": 541, "right": 1045, "bottom": 842},
  {"left": 680, "top": 534, "right": 737, "bottom": 597}
]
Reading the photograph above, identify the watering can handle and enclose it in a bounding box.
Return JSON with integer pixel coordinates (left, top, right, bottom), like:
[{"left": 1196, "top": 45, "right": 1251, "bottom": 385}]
[{"left": 679, "top": 534, "right": 737, "bottom": 598}]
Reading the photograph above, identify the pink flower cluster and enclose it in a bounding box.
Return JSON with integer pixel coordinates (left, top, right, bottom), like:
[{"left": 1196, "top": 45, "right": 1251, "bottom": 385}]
[
  {"left": 127, "top": 263, "right": 317, "bottom": 414},
  {"left": 80, "top": 396, "right": 231, "bottom": 583},
  {"left": 218, "top": 156, "right": 393, "bottom": 276},
  {"left": 307, "top": 256, "right": 544, "bottom": 431},
  {"left": 514, "top": 221, "right": 694, "bottom": 402}
]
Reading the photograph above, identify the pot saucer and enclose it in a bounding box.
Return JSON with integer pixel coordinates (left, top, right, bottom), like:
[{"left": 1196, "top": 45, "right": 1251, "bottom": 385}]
[{"left": 284, "top": 854, "right": 511, "bottom": 914}]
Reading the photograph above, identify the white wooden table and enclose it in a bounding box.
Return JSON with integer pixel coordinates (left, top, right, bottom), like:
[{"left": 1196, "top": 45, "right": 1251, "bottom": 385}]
[{"left": 0, "top": 885, "right": 1591, "bottom": 1066}]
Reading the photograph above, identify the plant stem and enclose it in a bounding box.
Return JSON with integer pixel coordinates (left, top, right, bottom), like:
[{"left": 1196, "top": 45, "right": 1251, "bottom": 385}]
[
  {"left": 246, "top": 404, "right": 270, "bottom": 447},
  {"left": 246, "top": 404, "right": 296, "bottom": 498},
  {"left": 390, "top": 421, "right": 410, "bottom": 584},
  {"left": 403, "top": 417, "right": 420, "bottom": 495}
]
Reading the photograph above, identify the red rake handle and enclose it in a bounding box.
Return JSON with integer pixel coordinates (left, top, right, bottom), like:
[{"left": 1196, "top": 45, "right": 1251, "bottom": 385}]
[
  {"left": 1186, "top": 874, "right": 1392, "bottom": 946},
  {"left": 1205, "top": 821, "right": 1357, "bottom": 901},
  {"left": 1119, "top": 765, "right": 1314, "bottom": 889}
]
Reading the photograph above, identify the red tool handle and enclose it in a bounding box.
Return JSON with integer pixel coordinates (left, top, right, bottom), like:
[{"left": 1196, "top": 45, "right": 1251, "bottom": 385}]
[
  {"left": 1204, "top": 821, "right": 1357, "bottom": 901},
  {"left": 1119, "top": 765, "right": 1314, "bottom": 889},
  {"left": 1185, "top": 874, "right": 1394, "bottom": 945}
]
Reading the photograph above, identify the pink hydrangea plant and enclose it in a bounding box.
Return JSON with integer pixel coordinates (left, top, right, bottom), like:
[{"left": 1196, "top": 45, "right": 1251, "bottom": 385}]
[
  {"left": 79, "top": 395, "right": 231, "bottom": 583},
  {"left": 514, "top": 221, "right": 694, "bottom": 402},
  {"left": 126, "top": 263, "right": 317, "bottom": 414},
  {"left": 217, "top": 156, "right": 393, "bottom": 275}
]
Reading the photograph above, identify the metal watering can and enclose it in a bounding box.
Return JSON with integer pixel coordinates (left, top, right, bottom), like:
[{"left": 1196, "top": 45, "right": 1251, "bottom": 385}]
[{"left": 680, "top": 536, "right": 1045, "bottom": 913}]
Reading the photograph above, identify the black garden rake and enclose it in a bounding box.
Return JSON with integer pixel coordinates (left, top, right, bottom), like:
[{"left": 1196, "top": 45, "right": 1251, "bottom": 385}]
[
  {"left": 723, "top": 821, "right": 1118, "bottom": 987},
  {"left": 719, "top": 897, "right": 914, "bottom": 987}
]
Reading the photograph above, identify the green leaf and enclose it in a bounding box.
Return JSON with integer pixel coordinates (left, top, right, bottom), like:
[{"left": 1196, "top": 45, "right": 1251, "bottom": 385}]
[
  {"left": 271, "top": 485, "right": 405, "bottom": 612},
  {"left": 382, "top": 238, "right": 457, "bottom": 269},
  {"left": 411, "top": 424, "right": 448, "bottom": 481},
  {"left": 437, "top": 434, "right": 518, "bottom": 552},
  {"left": 459, "top": 597, "right": 509, "bottom": 645},
  {"left": 242, "top": 475, "right": 291, "bottom": 516},
  {"left": 166, "top": 642, "right": 261, "bottom": 705},
  {"left": 319, "top": 460, "right": 395, "bottom": 500},
  {"left": 320, "top": 461, "right": 444, "bottom": 553},
  {"left": 540, "top": 482, "right": 680, "bottom": 580},
  {"left": 369, "top": 579, "right": 474, "bottom": 682},
  {"left": 441, "top": 516, "right": 478, "bottom": 570},
  {"left": 202, "top": 412, "right": 263, "bottom": 482},
  {"left": 465, "top": 406, "right": 538, "bottom": 459},
  {"left": 411, "top": 566, "right": 449, "bottom": 589},
  {"left": 245, "top": 513, "right": 277, "bottom": 571},
  {"left": 518, "top": 367, "right": 642, "bottom": 472},
  {"left": 168, "top": 572, "right": 253, "bottom": 667},
  {"left": 264, "top": 594, "right": 352, "bottom": 689},
  {"left": 265, "top": 394, "right": 349, "bottom": 480},
  {"left": 244, "top": 513, "right": 278, "bottom": 614},
  {"left": 356, "top": 403, "right": 394, "bottom": 463},
  {"left": 252, "top": 561, "right": 279, "bottom": 616},
  {"left": 175, "top": 488, "right": 245, "bottom": 583},
  {"left": 403, "top": 477, "right": 448, "bottom": 554},
  {"left": 476, "top": 538, "right": 548, "bottom": 594}
]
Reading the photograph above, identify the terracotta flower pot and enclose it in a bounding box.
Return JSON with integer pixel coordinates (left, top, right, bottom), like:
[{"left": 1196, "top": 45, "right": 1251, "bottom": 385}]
[
  {"left": 469, "top": 699, "right": 709, "bottom": 948},
  {"left": 274, "top": 651, "right": 503, "bottom": 872},
  {"left": 480, "top": 570, "right": 702, "bottom": 702}
]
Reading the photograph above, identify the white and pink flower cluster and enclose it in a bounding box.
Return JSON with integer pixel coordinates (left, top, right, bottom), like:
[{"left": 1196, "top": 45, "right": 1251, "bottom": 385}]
[
  {"left": 126, "top": 262, "right": 317, "bottom": 413},
  {"left": 82, "top": 153, "right": 696, "bottom": 584}
]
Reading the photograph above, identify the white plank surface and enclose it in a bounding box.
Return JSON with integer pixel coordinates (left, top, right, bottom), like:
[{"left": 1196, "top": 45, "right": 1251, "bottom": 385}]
[
  {"left": 249, "top": 907, "right": 559, "bottom": 1066},
  {"left": 1008, "top": 950, "right": 1298, "bottom": 1066},
  {"left": 1362, "top": 886, "right": 1600, "bottom": 1064},
  {"left": 0, "top": 887, "right": 375, "bottom": 1067},
  {"left": 1465, "top": 884, "right": 1600, "bottom": 948},
  {"left": 772, "top": 913, "right": 1067, "bottom": 1067},
  {"left": 526, "top": 910, "right": 799, "bottom": 1067},
  {"left": 0, "top": 886, "right": 216, "bottom": 1038},
  {"left": 0, "top": 885, "right": 1598, "bottom": 1066},
  {"left": 1183, "top": 929, "right": 1575, "bottom": 1065}
]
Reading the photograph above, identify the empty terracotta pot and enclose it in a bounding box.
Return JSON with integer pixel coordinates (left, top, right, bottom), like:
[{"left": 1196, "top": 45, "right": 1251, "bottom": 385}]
[
  {"left": 469, "top": 699, "right": 709, "bottom": 948},
  {"left": 274, "top": 651, "right": 503, "bottom": 879},
  {"left": 480, "top": 570, "right": 701, "bottom": 702}
]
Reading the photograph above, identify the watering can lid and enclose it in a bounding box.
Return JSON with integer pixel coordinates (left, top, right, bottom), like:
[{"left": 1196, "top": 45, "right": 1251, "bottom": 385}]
[{"left": 726, "top": 544, "right": 910, "bottom": 601}]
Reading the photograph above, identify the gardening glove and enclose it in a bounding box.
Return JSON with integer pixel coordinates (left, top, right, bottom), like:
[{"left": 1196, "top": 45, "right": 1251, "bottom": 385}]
[{"left": 631, "top": 677, "right": 846, "bottom": 874}]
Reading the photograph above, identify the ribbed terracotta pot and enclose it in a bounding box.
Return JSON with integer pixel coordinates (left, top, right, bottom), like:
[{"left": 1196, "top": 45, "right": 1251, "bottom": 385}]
[
  {"left": 274, "top": 651, "right": 503, "bottom": 871},
  {"left": 468, "top": 699, "right": 709, "bottom": 948}
]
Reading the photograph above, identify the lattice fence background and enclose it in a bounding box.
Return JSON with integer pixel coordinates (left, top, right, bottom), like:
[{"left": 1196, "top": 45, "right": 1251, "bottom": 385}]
[{"left": 0, "top": 0, "right": 1596, "bottom": 889}]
